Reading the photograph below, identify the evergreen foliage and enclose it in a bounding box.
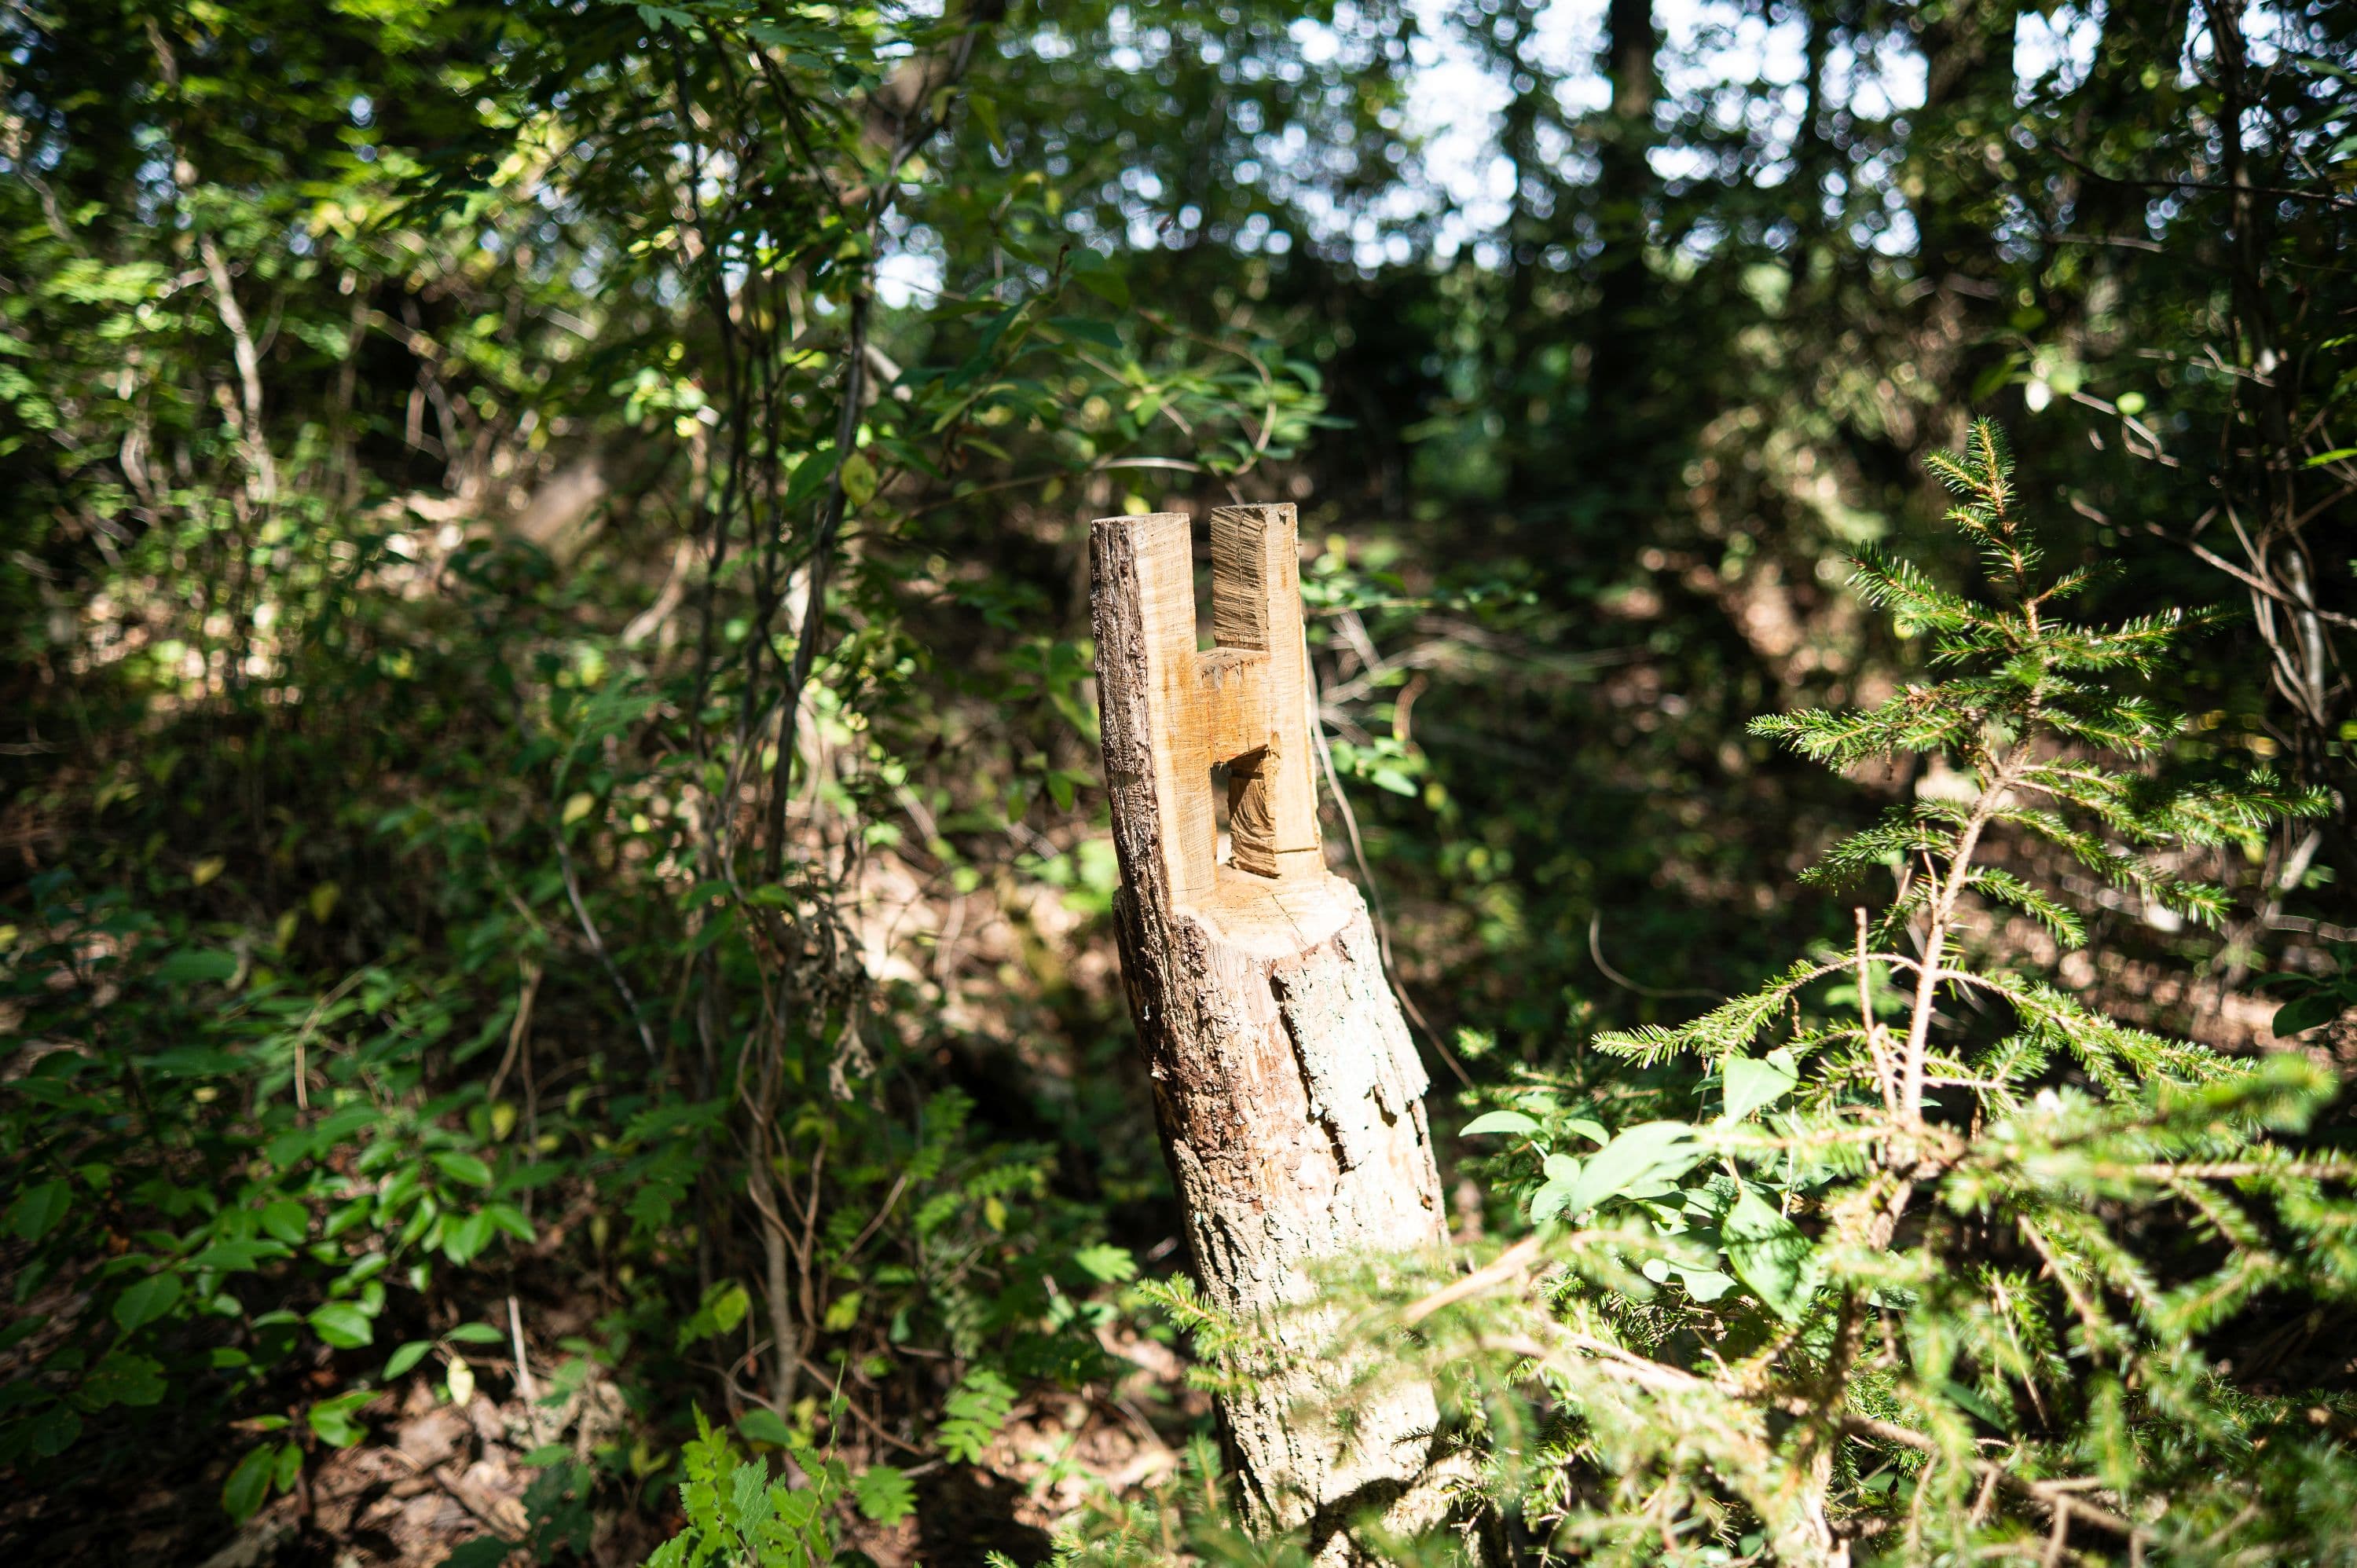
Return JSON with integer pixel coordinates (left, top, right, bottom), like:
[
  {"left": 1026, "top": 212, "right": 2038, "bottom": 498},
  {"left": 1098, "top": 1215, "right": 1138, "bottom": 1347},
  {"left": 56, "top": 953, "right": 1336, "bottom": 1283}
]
[{"left": 1404, "top": 425, "right": 2348, "bottom": 1562}]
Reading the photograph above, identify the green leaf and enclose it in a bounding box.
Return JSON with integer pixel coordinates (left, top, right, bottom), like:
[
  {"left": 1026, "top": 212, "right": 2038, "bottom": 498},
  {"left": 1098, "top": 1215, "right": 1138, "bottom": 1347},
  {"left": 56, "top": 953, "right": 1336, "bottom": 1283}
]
[
  {"left": 431, "top": 1151, "right": 495, "bottom": 1187},
  {"left": 2273, "top": 992, "right": 2346, "bottom": 1038},
  {"left": 444, "top": 1322, "right": 507, "bottom": 1345},
  {"left": 841, "top": 452, "right": 878, "bottom": 508},
  {"left": 676, "top": 1280, "right": 750, "bottom": 1348},
  {"left": 1076, "top": 267, "right": 1130, "bottom": 309},
  {"left": 1724, "top": 1188, "right": 1816, "bottom": 1320},
  {"left": 1460, "top": 1109, "right": 1541, "bottom": 1138},
  {"left": 1677, "top": 1269, "right": 1737, "bottom": 1302},
  {"left": 1071, "top": 1244, "right": 1138, "bottom": 1284},
  {"left": 79, "top": 1350, "right": 167, "bottom": 1409},
  {"left": 853, "top": 1464, "right": 916, "bottom": 1526},
  {"left": 737, "top": 1407, "right": 796, "bottom": 1447},
  {"left": 1047, "top": 316, "right": 1124, "bottom": 352},
  {"left": 309, "top": 1301, "right": 375, "bottom": 1350},
  {"left": 223, "top": 1445, "right": 277, "bottom": 1522},
  {"left": 28, "top": 1405, "right": 82, "bottom": 1458},
  {"left": 1721, "top": 1050, "right": 1798, "bottom": 1124},
  {"left": 383, "top": 1340, "right": 433, "bottom": 1379},
  {"left": 1563, "top": 1123, "right": 1703, "bottom": 1217},
  {"left": 307, "top": 1390, "right": 373, "bottom": 1447},
  {"left": 189, "top": 1238, "right": 294, "bottom": 1273},
  {"left": 259, "top": 1199, "right": 310, "bottom": 1245},
  {"left": 112, "top": 1271, "right": 183, "bottom": 1334},
  {"left": 9, "top": 1178, "right": 70, "bottom": 1244},
  {"left": 156, "top": 947, "right": 238, "bottom": 985}
]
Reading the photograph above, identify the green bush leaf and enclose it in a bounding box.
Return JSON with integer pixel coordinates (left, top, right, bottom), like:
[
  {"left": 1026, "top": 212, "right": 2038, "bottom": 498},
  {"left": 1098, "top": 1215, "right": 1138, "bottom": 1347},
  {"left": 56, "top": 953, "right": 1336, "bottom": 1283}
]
[
  {"left": 1724, "top": 1188, "right": 1816, "bottom": 1320},
  {"left": 79, "top": 1350, "right": 167, "bottom": 1409},
  {"left": 1721, "top": 1049, "right": 1798, "bottom": 1124},
  {"left": 222, "top": 1445, "right": 277, "bottom": 1522},
  {"left": 431, "top": 1151, "right": 495, "bottom": 1187},
  {"left": 306, "top": 1390, "right": 373, "bottom": 1447},
  {"left": 155, "top": 947, "right": 238, "bottom": 985},
  {"left": 383, "top": 1340, "right": 433, "bottom": 1379},
  {"left": 2273, "top": 991, "right": 2346, "bottom": 1037},
  {"left": 309, "top": 1301, "right": 375, "bottom": 1350},
  {"left": 1563, "top": 1122, "right": 1703, "bottom": 1217},
  {"left": 1460, "top": 1109, "right": 1541, "bottom": 1137},
  {"left": 188, "top": 1238, "right": 293, "bottom": 1273},
  {"left": 737, "top": 1407, "right": 796, "bottom": 1447},
  {"left": 112, "top": 1272, "right": 183, "bottom": 1334},
  {"left": 9, "top": 1178, "right": 70, "bottom": 1244},
  {"left": 259, "top": 1199, "right": 309, "bottom": 1244}
]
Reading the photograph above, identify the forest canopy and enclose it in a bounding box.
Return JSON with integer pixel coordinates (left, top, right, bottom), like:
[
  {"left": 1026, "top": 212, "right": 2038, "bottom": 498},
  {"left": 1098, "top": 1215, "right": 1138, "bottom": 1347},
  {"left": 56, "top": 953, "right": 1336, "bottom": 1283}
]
[{"left": 3, "top": 0, "right": 2354, "bottom": 1563}]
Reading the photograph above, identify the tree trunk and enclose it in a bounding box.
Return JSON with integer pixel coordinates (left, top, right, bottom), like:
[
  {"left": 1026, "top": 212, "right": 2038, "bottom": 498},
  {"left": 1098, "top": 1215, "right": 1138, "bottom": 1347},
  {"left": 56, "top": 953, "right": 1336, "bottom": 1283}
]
[{"left": 1090, "top": 504, "right": 1458, "bottom": 1561}]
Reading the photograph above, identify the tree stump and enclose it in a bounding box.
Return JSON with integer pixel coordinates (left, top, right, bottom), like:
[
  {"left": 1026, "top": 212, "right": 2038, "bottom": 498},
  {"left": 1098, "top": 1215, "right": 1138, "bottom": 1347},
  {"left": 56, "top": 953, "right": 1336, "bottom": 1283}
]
[{"left": 1091, "top": 504, "right": 1457, "bottom": 1558}]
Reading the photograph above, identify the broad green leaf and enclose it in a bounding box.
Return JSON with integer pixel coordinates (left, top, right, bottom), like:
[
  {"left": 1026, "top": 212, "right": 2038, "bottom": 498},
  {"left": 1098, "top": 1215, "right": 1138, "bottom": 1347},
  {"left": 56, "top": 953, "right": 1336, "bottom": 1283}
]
[
  {"left": 259, "top": 1199, "right": 309, "bottom": 1244},
  {"left": 309, "top": 1390, "right": 374, "bottom": 1447},
  {"left": 431, "top": 1151, "right": 495, "bottom": 1187},
  {"left": 737, "top": 1407, "right": 796, "bottom": 1447},
  {"left": 223, "top": 1445, "right": 277, "bottom": 1521},
  {"left": 1460, "top": 1109, "right": 1541, "bottom": 1137},
  {"left": 9, "top": 1178, "right": 70, "bottom": 1244},
  {"left": 1563, "top": 1123, "right": 1703, "bottom": 1217},
  {"left": 1721, "top": 1049, "right": 1798, "bottom": 1123},
  {"left": 156, "top": 947, "right": 238, "bottom": 985},
  {"left": 2273, "top": 992, "right": 2345, "bottom": 1037},
  {"left": 112, "top": 1272, "right": 183, "bottom": 1334},
  {"left": 189, "top": 1238, "right": 294, "bottom": 1273},
  {"left": 1724, "top": 1188, "right": 1816, "bottom": 1320},
  {"left": 383, "top": 1340, "right": 433, "bottom": 1379},
  {"left": 309, "top": 1301, "right": 375, "bottom": 1349},
  {"left": 79, "top": 1350, "right": 167, "bottom": 1409}
]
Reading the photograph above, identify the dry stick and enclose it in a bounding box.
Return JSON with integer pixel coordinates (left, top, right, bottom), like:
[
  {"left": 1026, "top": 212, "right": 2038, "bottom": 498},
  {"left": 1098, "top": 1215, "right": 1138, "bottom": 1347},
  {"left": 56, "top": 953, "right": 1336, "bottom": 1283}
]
[
  {"left": 1399, "top": 1236, "right": 1545, "bottom": 1326},
  {"left": 1589, "top": 911, "right": 1720, "bottom": 1001},
  {"left": 1839, "top": 1413, "right": 2141, "bottom": 1541},
  {"left": 555, "top": 830, "right": 660, "bottom": 1062},
  {"left": 486, "top": 959, "right": 542, "bottom": 1107},
  {"left": 1898, "top": 753, "right": 2019, "bottom": 1127},
  {"left": 1855, "top": 909, "right": 1890, "bottom": 1109}
]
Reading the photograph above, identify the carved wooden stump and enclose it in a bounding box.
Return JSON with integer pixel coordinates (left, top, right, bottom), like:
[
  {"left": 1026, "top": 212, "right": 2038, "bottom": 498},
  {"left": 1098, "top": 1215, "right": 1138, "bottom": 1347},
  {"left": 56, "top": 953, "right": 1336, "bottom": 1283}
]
[{"left": 1091, "top": 504, "right": 1457, "bottom": 1559}]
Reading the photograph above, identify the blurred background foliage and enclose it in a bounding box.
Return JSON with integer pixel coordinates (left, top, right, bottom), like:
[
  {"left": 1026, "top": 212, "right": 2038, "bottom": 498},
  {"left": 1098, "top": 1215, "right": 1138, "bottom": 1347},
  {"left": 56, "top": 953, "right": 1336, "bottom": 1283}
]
[{"left": 1, "top": 0, "right": 2351, "bottom": 1561}]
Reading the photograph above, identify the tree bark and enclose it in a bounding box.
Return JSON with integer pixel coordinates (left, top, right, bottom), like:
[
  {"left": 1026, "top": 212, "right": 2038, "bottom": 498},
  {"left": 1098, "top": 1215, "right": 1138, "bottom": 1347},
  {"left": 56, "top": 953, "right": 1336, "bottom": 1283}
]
[{"left": 1090, "top": 505, "right": 1458, "bottom": 1561}]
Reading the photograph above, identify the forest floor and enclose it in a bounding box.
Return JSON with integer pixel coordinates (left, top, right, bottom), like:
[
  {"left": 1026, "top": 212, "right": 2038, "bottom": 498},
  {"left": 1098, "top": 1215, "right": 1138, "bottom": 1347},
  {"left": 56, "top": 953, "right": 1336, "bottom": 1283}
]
[{"left": 9, "top": 1319, "right": 1204, "bottom": 1567}]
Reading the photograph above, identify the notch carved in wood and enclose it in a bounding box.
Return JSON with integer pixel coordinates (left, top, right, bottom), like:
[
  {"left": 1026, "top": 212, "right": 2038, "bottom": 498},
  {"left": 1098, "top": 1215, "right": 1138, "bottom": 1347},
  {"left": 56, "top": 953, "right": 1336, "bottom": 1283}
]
[{"left": 1091, "top": 504, "right": 1322, "bottom": 910}]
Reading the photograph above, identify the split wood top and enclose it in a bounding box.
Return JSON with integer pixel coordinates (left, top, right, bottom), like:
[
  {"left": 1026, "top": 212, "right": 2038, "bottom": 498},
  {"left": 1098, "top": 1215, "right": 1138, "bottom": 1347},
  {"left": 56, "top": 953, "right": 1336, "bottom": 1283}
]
[{"left": 1091, "top": 504, "right": 1331, "bottom": 936}]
